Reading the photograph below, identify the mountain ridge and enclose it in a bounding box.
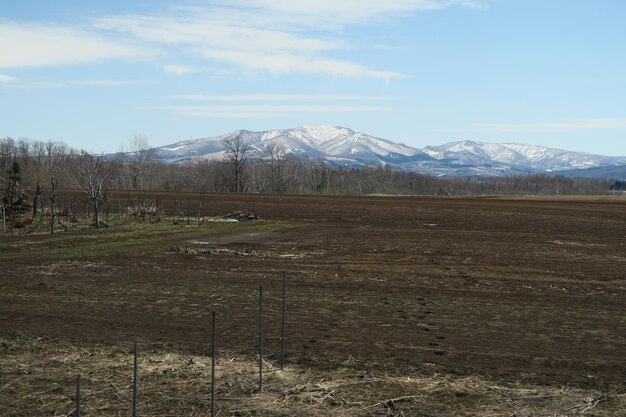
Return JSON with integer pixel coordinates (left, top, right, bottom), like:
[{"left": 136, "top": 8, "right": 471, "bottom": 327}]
[{"left": 139, "top": 126, "right": 626, "bottom": 178}]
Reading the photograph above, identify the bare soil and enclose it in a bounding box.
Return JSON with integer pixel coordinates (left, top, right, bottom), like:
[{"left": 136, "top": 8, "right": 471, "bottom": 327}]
[{"left": 1, "top": 193, "right": 625, "bottom": 415}]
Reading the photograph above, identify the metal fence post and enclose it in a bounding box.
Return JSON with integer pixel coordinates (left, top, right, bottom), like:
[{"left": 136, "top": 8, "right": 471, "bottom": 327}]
[
  {"left": 211, "top": 311, "right": 216, "bottom": 417},
  {"left": 75, "top": 374, "right": 81, "bottom": 417},
  {"left": 133, "top": 342, "right": 138, "bottom": 417},
  {"left": 280, "top": 271, "right": 286, "bottom": 370},
  {"left": 259, "top": 285, "right": 264, "bottom": 392}
]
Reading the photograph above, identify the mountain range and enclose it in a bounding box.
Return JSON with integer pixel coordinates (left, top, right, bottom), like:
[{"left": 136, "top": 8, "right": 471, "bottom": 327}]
[{"left": 142, "top": 126, "right": 626, "bottom": 178}]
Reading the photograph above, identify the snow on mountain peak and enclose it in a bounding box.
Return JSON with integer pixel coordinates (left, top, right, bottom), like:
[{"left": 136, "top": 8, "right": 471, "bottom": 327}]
[
  {"left": 148, "top": 127, "right": 626, "bottom": 176},
  {"left": 291, "top": 125, "right": 354, "bottom": 144}
]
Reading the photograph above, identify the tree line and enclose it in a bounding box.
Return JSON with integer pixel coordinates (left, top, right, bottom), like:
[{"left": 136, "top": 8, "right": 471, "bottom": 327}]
[{"left": 1, "top": 135, "right": 617, "bottom": 228}]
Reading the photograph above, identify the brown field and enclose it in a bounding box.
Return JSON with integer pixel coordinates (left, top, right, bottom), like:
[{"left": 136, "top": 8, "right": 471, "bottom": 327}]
[{"left": 1, "top": 193, "right": 625, "bottom": 416}]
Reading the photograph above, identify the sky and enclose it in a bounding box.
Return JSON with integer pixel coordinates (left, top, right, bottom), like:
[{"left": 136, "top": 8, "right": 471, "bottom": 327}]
[{"left": 1, "top": 0, "right": 625, "bottom": 156}]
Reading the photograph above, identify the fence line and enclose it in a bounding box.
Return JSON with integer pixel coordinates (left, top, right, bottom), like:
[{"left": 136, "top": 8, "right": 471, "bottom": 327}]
[
  {"left": 61, "top": 272, "right": 286, "bottom": 415},
  {"left": 259, "top": 285, "right": 264, "bottom": 392},
  {"left": 75, "top": 374, "right": 81, "bottom": 417},
  {"left": 211, "top": 311, "right": 216, "bottom": 417},
  {"left": 280, "top": 272, "right": 287, "bottom": 370},
  {"left": 133, "top": 342, "right": 138, "bottom": 417}
]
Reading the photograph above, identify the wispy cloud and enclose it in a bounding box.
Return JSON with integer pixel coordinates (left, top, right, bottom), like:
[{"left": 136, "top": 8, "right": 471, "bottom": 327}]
[
  {"left": 159, "top": 104, "right": 390, "bottom": 118},
  {"left": 94, "top": 15, "right": 345, "bottom": 53},
  {"left": 163, "top": 64, "right": 201, "bottom": 75},
  {"left": 194, "top": 0, "right": 479, "bottom": 28},
  {"left": 165, "top": 94, "right": 387, "bottom": 101},
  {"left": 156, "top": 92, "right": 392, "bottom": 117},
  {"left": 194, "top": 49, "right": 405, "bottom": 80},
  {"left": 448, "top": 0, "right": 488, "bottom": 11},
  {"left": 90, "top": 0, "right": 477, "bottom": 80},
  {"left": 0, "top": 21, "right": 154, "bottom": 68},
  {"left": 1, "top": 79, "right": 147, "bottom": 89},
  {"left": 1, "top": 1, "right": 479, "bottom": 78},
  {"left": 476, "top": 118, "right": 626, "bottom": 132},
  {"left": 0, "top": 73, "right": 16, "bottom": 82},
  {"left": 92, "top": 11, "right": 391, "bottom": 79}
]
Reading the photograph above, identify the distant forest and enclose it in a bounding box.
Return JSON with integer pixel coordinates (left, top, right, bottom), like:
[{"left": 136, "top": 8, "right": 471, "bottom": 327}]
[{"left": 1, "top": 136, "right": 621, "bottom": 202}]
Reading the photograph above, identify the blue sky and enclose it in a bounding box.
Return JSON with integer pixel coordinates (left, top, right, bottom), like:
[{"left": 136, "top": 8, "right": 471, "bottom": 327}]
[{"left": 1, "top": 0, "right": 625, "bottom": 155}]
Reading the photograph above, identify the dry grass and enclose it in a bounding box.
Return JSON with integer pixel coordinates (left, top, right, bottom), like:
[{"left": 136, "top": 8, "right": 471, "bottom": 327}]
[
  {"left": 1, "top": 334, "right": 624, "bottom": 417},
  {"left": 495, "top": 194, "right": 626, "bottom": 202},
  {"left": 0, "top": 218, "right": 286, "bottom": 260}
]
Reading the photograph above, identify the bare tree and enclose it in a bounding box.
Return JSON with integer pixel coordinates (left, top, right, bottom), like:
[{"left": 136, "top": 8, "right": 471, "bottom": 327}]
[
  {"left": 46, "top": 141, "right": 72, "bottom": 185},
  {"left": 32, "top": 182, "right": 41, "bottom": 217},
  {"left": 50, "top": 176, "right": 57, "bottom": 234},
  {"left": 265, "top": 142, "right": 290, "bottom": 193},
  {"left": 222, "top": 136, "right": 250, "bottom": 192},
  {"left": 129, "top": 134, "right": 156, "bottom": 189},
  {"left": 69, "top": 151, "right": 113, "bottom": 228},
  {"left": 0, "top": 138, "right": 17, "bottom": 175}
]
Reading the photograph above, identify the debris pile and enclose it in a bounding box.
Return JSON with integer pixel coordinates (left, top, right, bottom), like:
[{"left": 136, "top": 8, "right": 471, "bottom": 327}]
[{"left": 223, "top": 210, "right": 258, "bottom": 221}]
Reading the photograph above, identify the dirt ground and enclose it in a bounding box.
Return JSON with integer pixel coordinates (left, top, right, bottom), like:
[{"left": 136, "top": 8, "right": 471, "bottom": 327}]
[{"left": 1, "top": 193, "right": 625, "bottom": 415}]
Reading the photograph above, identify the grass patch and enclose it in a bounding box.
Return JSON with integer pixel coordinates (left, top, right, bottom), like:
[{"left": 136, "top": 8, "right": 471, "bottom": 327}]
[{"left": 0, "top": 219, "right": 288, "bottom": 261}]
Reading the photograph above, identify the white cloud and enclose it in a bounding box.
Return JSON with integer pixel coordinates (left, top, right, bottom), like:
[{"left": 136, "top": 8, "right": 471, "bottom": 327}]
[
  {"left": 165, "top": 94, "right": 385, "bottom": 101},
  {"left": 90, "top": 0, "right": 480, "bottom": 80},
  {"left": 94, "top": 15, "right": 345, "bottom": 53},
  {"left": 1, "top": 79, "right": 146, "bottom": 89},
  {"left": 203, "top": 0, "right": 468, "bottom": 28},
  {"left": 159, "top": 104, "right": 390, "bottom": 118},
  {"left": 449, "top": 1, "right": 488, "bottom": 11},
  {"left": 93, "top": 13, "right": 373, "bottom": 78},
  {"left": 195, "top": 49, "right": 405, "bottom": 80},
  {"left": 0, "top": 73, "right": 16, "bottom": 82},
  {"left": 163, "top": 64, "right": 201, "bottom": 75},
  {"left": 476, "top": 118, "right": 626, "bottom": 132},
  {"left": 1, "top": 0, "right": 479, "bottom": 77},
  {"left": 0, "top": 21, "right": 154, "bottom": 68}
]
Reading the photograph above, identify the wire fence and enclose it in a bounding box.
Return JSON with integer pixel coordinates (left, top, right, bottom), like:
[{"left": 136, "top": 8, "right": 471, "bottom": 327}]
[
  {"left": 66, "top": 273, "right": 287, "bottom": 417},
  {"left": 2, "top": 189, "right": 259, "bottom": 231}
]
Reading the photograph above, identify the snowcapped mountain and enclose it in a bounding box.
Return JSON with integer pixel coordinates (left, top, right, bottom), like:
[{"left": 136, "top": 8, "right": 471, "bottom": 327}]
[
  {"left": 144, "top": 126, "right": 626, "bottom": 177},
  {"left": 423, "top": 141, "right": 625, "bottom": 172},
  {"left": 153, "top": 126, "right": 429, "bottom": 165}
]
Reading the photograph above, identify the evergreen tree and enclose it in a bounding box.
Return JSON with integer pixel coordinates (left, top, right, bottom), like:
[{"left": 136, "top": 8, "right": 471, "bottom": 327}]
[{"left": 2, "top": 161, "right": 31, "bottom": 223}]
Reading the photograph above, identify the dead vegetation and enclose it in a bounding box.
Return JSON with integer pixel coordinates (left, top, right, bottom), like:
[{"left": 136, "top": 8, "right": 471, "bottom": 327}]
[
  {"left": 171, "top": 245, "right": 322, "bottom": 259},
  {"left": 223, "top": 210, "right": 259, "bottom": 222},
  {"left": 125, "top": 203, "right": 163, "bottom": 220},
  {"left": 171, "top": 245, "right": 273, "bottom": 257},
  {"left": 1, "top": 334, "right": 624, "bottom": 417}
]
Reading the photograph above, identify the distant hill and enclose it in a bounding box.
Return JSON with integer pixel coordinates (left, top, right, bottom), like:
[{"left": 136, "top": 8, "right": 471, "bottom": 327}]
[
  {"left": 550, "top": 164, "right": 626, "bottom": 180},
  {"left": 119, "top": 126, "right": 626, "bottom": 178}
]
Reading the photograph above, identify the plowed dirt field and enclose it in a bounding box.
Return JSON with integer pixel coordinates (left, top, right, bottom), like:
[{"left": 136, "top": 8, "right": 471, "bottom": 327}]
[{"left": 2, "top": 193, "right": 625, "bottom": 397}]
